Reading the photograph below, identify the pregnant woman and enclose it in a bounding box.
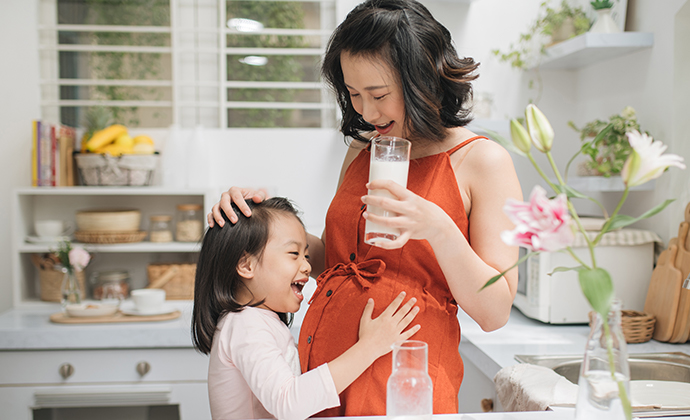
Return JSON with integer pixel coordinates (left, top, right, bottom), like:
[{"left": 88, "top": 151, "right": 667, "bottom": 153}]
[{"left": 209, "top": 0, "right": 522, "bottom": 415}]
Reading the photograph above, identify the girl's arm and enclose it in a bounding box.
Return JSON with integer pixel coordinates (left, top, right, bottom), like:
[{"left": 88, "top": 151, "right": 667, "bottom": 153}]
[
  {"left": 230, "top": 294, "right": 419, "bottom": 420},
  {"left": 362, "top": 140, "right": 522, "bottom": 332}
]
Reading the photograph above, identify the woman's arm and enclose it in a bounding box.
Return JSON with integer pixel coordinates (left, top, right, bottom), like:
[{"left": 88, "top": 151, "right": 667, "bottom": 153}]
[{"left": 361, "top": 140, "right": 522, "bottom": 331}]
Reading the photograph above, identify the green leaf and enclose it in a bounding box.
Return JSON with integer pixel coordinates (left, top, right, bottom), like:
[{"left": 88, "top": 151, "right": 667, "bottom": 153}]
[
  {"left": 480, "top": 251, "right": 537, "bottom": 291},
  {"left": 483, "top": 127, "right": 527, "bottom": 156},
  {"left": 548, "top": 265, "right": 582, "bottom": 275},
  {"left": 578, "top": 267, "right": 614, "bottom": 316},
  {"left": 604, "top": 199, "right": 675, "bottom": 232}
]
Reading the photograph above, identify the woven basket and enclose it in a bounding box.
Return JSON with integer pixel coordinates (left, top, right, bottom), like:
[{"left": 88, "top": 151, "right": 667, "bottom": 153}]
[
  {"left": 589, "top": 310, "right": 656, "bottom": 344},
  {"left": 74, "top": 153, "right": 158, "bottom": 186},
  {"left": 147, "top": 263, "right": 196, "bottom": 300},
  {"left": 75, "top": 230, "right": 147, "bottom": 244},
  {"left": 37, "top": 267, "right": 86, "bottom": 302}
]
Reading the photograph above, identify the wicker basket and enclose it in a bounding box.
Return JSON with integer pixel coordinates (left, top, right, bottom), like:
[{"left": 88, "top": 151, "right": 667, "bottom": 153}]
[
  {"left": 31, "top": 254, "right": 87, "bottom": 302},
  {"left": 589, "top": 310, "right": 656, "bottom": 344},
  {"left": 75, "top": 230, "right": 147, "bottom": 244},
  {"left": 74, "top": 153, "right": 158, "bottom": 186},
  {"left": 147, "top": 263, "right": 196, "bottom": 300}
]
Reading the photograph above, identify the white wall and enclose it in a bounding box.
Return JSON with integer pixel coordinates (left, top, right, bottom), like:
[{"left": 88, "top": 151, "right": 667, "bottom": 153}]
[{"left": 1, "top": 0, "right": 689, "bottom": 313}]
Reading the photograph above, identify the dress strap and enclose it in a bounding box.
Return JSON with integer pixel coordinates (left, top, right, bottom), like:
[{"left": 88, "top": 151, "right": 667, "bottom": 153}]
[{"left": 445, "top": 135, "right": 489, "bottom": 156}]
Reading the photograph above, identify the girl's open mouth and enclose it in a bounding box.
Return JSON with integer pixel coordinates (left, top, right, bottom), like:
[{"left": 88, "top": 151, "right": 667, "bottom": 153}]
[{"left": 291, "top": 280, "right": 306, "bottom": 300}]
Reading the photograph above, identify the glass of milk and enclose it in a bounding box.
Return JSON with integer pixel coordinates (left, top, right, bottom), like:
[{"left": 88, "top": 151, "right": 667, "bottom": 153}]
[{"left": 364, "top": 136, "right": 411, "bottom": 245}]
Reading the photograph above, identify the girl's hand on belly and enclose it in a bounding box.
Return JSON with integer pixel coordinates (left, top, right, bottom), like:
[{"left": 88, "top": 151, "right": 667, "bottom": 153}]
[{"left": 358, "top": 291, "right": 421, "bottom": 358}]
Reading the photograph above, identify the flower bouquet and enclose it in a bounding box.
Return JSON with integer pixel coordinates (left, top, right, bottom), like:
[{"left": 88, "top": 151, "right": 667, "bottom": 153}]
[
  {"left": 54, "top": 240, "right": 91, "bottom": 309},
  {"left": 483, "top": 104, "right": 685, "bottom": 419}
]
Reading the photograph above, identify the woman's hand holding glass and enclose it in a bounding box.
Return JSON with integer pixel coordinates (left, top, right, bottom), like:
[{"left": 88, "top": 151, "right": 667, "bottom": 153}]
[
  {"left": 208, "top": 186, "right": 268, "bottom": 227},
  {"left": 362, "top": 180, "right": 454, "bottom": 250}
]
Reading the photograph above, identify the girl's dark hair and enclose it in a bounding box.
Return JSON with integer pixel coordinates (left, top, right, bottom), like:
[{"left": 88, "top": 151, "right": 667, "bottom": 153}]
[
  {"left": 191, "top": 197, "right": 303, "bottom": 355},
  {"left": 322, "top": 0, "right": 479, "bottom": 143}
]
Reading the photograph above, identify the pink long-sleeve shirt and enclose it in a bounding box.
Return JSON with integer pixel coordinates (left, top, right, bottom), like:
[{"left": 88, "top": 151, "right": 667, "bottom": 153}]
[{"left": 208, "top": 306, "right": 340, "bottom": 420}]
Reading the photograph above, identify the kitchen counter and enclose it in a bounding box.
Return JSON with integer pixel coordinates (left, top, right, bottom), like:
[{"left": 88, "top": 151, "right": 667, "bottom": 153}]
[{"left": 0, "top": 301, "right": 195, "bottom": 350}]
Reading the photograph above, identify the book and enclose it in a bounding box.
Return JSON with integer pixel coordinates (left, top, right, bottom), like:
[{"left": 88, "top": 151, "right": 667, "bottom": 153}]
[
  {"left": 31, "top": 121, "right": 38, "bottom": 186},
  {"left": 31, "top": 120, "right": 78, "bottom": 187}
]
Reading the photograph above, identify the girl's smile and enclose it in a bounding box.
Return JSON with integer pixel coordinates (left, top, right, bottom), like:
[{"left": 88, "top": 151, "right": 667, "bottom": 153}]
[{"left": 340, "top": 51, "right": 406, "bottom": 139}]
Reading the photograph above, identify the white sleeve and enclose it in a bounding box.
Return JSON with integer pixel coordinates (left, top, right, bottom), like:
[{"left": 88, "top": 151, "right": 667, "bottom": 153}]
[{"left": 228, "top": 315, "right": 340, "bottom": 420}]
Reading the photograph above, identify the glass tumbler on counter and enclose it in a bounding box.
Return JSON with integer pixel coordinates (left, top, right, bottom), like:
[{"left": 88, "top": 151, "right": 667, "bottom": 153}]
[
  {"left": 386, "top": 340, "right": 433, "bottom": 420},
  {"left": 149, "top": 215, "right": 173, "bottom": 243},
  {"left": 365, "top": 136, "right": 411, "bottom": 245},
  {"left": 176, "top": 204, "right": 203, "bottom": 242}
]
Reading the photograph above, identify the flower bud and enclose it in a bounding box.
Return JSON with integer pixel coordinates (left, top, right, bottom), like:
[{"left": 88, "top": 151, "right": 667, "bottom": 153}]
[
  {"left": 510, "top": 119, "right": 531, "bottom": 154},
  {"left": 525, "top": 104, "right": 554, "bottom": 152}
]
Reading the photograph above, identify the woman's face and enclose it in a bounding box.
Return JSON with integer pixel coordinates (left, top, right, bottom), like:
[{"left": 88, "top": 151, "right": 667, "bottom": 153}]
[{"left": 340, "top": 51, "right": 406, "bottom": 138}]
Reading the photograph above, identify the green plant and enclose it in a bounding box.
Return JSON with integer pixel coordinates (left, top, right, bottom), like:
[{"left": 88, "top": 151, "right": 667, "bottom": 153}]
[
  {"left": 567, "top": 106, "right": 645, "bottom": 178},
  {"left": 590, "top": 0, "right": 616, "bottom": 10},
  {"left": 492, "top": 0, "right": 591, "bottom": 71}
]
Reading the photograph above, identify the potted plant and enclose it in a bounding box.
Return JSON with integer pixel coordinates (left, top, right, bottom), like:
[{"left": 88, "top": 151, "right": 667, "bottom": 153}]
[
  {"left": 567, "top": 106, "right": 644, "bottom": 177},
  {"left": 589, "top": 0, "right": 621, "bottom": 32},
  {"left": 492, "top": 0, "right": 592, "bottom": 71}
]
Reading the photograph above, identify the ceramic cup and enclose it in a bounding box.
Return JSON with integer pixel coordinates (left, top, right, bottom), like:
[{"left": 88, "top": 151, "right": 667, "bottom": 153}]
[
  {"left": 131, "top": 289, "right": 166, "bottom": 315},
  {"left": 34, "top": 220, "right": 74, "bottom": 238}
]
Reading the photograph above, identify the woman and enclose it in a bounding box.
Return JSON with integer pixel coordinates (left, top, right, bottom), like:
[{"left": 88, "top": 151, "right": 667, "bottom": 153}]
[{"left": 209, "top": 0, "right": 522, "bottom": 415}]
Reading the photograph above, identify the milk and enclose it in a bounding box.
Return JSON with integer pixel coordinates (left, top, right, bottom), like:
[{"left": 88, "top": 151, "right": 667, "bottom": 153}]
[{"left": 365, "top": 159, "right": 409, "bottom": 244}]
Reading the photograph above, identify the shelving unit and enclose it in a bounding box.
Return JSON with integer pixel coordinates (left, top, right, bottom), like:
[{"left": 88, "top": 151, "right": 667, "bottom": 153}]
[
  {"left": 10, "top": 187, "right": 217, "bottom": 307},
  {"left": 538, "top": 32, "right": 654, "bottom": 70}
]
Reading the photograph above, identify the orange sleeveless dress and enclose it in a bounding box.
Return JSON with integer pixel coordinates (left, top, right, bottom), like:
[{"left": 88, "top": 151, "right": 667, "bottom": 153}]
[{"left": 298, "top": 136, "right": 485, "bottom": 416}]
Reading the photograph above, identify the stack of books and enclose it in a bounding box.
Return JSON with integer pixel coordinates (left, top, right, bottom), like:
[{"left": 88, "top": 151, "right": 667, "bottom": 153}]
[{"left": 32, "top": 120, "right": 78, "bottom": 187}]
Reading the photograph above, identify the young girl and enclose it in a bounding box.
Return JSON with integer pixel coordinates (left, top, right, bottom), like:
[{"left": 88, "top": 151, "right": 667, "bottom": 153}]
[{"left": 192, "top": 197, "right": 420, "bottom": 420}]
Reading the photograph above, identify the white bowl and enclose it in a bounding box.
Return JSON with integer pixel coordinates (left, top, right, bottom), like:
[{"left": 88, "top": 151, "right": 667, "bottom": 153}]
[
  {"left": 131, "top": 289, "right": 166, "bottom": 315},
  {"left": 65, "top": 302, "right": 119, "bottom": 318}
]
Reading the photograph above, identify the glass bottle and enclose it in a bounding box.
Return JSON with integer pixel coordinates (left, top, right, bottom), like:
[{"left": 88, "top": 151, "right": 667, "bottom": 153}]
[
  {"left": 92, "top": 270, "right": 131, "bottom": 303},
  {"left": 175, "top": 204, "right": 203, "bottom": 242},
  {"left": 575, "top": 299, "right": 631, "bottom": 420},
  {"left": 386, "top": 340, "right": 433, "bottom": 420},
  {"left": 60, "top": 268, "right": 82, "bottom": 313},
  {"left": 149, "top": 215, "right": 173, "bottom": 243}
]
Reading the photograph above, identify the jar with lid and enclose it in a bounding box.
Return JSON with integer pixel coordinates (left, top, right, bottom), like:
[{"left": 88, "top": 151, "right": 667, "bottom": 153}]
[
  {"left": 149, "top": 215, "right": 173, "bottom": 243},
  {"left": 176, "top": 204, "right": 203, "bottom": 242},
  {"left": 91, "top": 270, "right": 131, "bottom": 302}
]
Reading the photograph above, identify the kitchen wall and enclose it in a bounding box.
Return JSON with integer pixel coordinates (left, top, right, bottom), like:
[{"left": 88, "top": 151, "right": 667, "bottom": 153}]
[{"left": 1, "top": 0, "right": 688, "bottom": 314}]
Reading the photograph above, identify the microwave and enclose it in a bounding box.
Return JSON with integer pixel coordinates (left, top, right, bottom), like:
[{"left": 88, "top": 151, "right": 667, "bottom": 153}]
[{"left": 513, "top": 229, "right": 659, "bottom": 324}]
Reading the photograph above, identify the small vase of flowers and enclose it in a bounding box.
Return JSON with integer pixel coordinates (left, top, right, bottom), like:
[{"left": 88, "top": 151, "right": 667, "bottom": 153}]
[{"left": 55, "top": 240, "right": 91, "bottom": 312}]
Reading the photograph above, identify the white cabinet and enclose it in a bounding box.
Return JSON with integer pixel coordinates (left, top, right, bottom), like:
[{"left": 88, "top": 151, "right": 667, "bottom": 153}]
[
  {"left": 10, "top": 187, "right": 218, "bottom": 307},
  {"left": 0, "top": 347, "right": 210, "bottom": 420}
]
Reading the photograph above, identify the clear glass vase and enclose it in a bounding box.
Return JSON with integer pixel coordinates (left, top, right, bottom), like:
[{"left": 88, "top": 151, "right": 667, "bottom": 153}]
[
  {"left": 60, "top": 269, "right": 82, "bottom": 312},
  {"left": 575, "top": 299, "right": 631, "bottom": 420},
  {"left": 386, "top": 340, "right": 433, "bottom": 420}
]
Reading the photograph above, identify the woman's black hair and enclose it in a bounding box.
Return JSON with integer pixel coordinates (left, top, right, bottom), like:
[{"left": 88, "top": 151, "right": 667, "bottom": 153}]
[
  {"left": 191, "top": 197, "right": 303, "bottom": 355},
  {"left": 322, "top": 0, "right": 479, "bottom": 143}
]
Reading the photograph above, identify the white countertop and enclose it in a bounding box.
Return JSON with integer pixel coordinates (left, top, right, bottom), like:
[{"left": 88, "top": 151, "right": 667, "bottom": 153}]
[{"left": 0, "top": 301, "right": 194, "bottom": 350}]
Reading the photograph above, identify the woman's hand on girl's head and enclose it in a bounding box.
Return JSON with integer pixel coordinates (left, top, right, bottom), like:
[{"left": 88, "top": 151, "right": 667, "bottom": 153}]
[
  {"left": 208, "top": 186, "right": 268, "bottom": 227},
  {"left": 361, "top": 180, "right": 455, "bottom": 250},
  {"left": 358, "top": 292, "right": 421, "bottom": 359}
]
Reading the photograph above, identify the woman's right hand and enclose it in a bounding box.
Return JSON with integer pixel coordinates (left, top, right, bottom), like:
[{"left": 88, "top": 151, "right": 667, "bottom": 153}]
[
  {"left": 208, "top": 186, "right": 267, "bottom": 227},
  {"left": 358, "top": 292, "right": 421, "bottom": 359}
]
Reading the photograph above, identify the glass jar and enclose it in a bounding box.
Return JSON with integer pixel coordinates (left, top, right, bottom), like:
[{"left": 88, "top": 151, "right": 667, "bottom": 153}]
[
  {"left": 386, "top": 340, "right": 433, "bottom": 419},
  {"left": 176, "top": 204, "right": 203, "bottom": 242},
  {"left": 149, "top": 215, "right": 173, "bottom": 243},
  {"left": 91, "top": 270, "right": 131, "bottom": 302}
]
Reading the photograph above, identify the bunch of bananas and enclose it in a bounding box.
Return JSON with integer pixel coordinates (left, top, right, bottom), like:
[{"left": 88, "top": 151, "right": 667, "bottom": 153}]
[{"left": 84, "top": 124, "right": 156, "bottom": 156}]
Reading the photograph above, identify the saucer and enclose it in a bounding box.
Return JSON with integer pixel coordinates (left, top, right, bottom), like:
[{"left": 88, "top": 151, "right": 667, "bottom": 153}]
[
  {"left": 26, "top": 235, "right": 72, "bottom": 244},
  {"left": 120, "top": 301, "right": 176, "bottom": 316}
]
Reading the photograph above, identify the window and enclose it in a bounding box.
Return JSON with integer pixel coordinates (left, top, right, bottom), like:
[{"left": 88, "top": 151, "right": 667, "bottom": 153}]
[{"left": 39, "top": 0, "right": 337, "bottom": 129}]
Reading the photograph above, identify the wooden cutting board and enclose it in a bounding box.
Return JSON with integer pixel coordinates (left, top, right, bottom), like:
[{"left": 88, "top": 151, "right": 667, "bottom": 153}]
[
  {"left": 50, "top": 310, "right": 181, "bottom": 324},
  {"left": 645, "top": 243, "right": 683, "bottom": 342},
  {"left": 670, "top": 204, "right": 690, "bottom": 343}
]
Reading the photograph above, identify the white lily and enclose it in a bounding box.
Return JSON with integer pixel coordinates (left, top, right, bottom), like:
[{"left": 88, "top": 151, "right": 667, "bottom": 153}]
[
  {"left": 621, "top": 131, "right": 686, "bottom": 187},
  {"left": 525, "top": 104, "right": 554, "bottom": 152}
]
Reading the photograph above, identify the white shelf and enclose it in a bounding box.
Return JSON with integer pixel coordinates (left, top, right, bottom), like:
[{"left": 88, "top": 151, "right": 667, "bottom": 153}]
[
  {"left": 562, "top": 176, "right": 655, "bottom": 192},
  {"left": 18, "top": 241, "right": 201, "bottom": 253},
  {"left": 16, "top": 186, "right": 213, "bottom": 196},
  {"left": 538, "top": 32, "right": 654, "bottom": 70}
]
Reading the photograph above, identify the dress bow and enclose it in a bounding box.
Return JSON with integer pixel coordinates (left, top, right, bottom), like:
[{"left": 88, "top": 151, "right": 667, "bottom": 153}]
[{"left": 309, "top": 259, "right": 386, "bottom": 304}]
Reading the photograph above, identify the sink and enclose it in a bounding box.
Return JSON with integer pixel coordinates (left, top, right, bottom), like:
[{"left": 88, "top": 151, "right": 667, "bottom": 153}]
[
  {"left": 514, "top": 352, "right": 690, "bottom": 417},
  {"left": 514, "top": 352, "right": 690, "bottom": 384}
]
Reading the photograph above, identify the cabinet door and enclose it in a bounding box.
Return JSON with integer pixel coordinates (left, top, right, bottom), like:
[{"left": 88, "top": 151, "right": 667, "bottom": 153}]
[{"left": 458, "top": 355, "right": 502, "bottom": 413}]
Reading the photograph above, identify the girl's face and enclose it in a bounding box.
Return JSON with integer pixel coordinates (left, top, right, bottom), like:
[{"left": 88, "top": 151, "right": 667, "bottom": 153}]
[
  {"left": 240, "top": 213, "right": 311, "bottom": 314},
  {"left": 341, "top": 51, "right": 407, "bottom": 139}
]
